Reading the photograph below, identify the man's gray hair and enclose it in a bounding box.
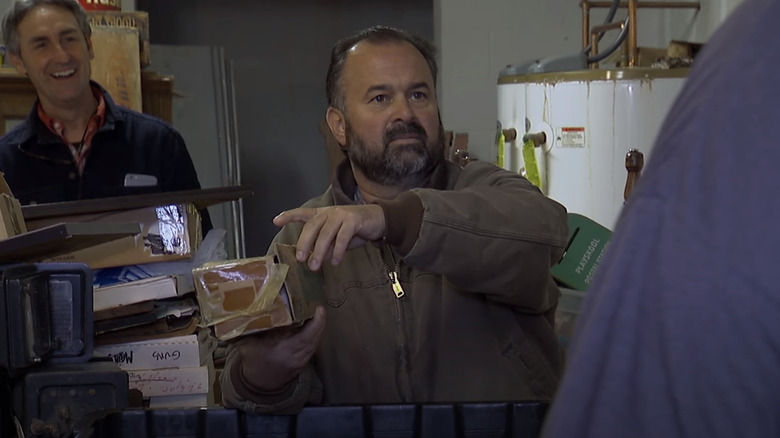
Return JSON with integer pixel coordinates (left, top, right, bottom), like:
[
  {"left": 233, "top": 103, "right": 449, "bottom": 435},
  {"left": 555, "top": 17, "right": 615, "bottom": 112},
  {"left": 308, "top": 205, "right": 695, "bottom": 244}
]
[{"left": 2, "top": 0, "right": 91, "bottom": 56}]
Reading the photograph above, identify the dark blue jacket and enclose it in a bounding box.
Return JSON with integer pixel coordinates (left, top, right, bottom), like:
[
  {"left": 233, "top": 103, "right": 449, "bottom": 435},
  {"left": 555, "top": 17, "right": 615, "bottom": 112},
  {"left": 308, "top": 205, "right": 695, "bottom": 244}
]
[{"left": 0, "top": 82, "right": 211, "bottom": 230}]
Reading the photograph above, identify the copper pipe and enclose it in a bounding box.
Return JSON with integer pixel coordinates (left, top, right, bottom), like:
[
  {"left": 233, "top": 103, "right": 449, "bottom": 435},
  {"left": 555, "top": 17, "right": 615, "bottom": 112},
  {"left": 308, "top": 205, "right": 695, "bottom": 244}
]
[
  {"left": 580, "top": 1, "right": 701, "bottom": 50},
  {"left": 589, "top": 21, "right": 626, "bottom": 68},
  {"left": 620, "top": 34, "right": 630, "bottom": 66},
  {"left": 523, "top": 132, "right": 547, "bottom": 147},
  {"left": 628, "top": 0, "right": 638, "bottom": 66},
  {"left": 502, "top": 128, "right": 517, "bottom": 142},
  {"left": 582, "top": 3, "right": 591, "bottom": 51}
]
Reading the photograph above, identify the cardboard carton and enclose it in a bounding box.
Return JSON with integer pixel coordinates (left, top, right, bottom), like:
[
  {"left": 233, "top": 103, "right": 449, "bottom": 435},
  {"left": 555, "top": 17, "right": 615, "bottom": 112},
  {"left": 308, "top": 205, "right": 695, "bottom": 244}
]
[
  {"left": 0, "top": 222, "right": 140, "bottom": 264},
  {"left": 87, "top": 11, "right": 150, "bottom": 68},
  {"left": 26, "top": 203, "right": 200, "bottom": 269},
  {"left": 194, "top": 244, "right": 323, "bottom": 341},
  {"left": 15, "top": 186, "right": 251, "bottom": 269},
  {"left": 0, "top": 172, "right": 26, "bottom": 240}
]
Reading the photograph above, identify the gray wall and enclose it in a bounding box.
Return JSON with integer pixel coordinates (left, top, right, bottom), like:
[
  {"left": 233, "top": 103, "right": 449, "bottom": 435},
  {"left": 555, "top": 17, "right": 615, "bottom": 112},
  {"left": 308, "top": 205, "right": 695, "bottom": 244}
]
[{"left": 136, "top": 0, "right": 433, "bottom": 257}]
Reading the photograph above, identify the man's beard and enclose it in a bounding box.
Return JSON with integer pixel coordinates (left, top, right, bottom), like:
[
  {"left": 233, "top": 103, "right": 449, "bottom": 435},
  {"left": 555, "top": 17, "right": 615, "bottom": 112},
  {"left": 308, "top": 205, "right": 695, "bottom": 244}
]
[{"left": 345, "top": 119, "right": 445, "bottom": 187}]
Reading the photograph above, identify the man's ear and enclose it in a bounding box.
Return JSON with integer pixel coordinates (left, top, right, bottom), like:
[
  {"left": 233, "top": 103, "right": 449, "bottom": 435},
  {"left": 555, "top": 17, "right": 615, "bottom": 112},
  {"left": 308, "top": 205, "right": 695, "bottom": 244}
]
[
  {"left": 87, "top": 36, "right": 95, "bottom": 60},
  {"left": 326, "top": 106, "right": 347, "bottom": 147},
  {"left": 9, "top": 53, "right": 27, "bottom": 76}
]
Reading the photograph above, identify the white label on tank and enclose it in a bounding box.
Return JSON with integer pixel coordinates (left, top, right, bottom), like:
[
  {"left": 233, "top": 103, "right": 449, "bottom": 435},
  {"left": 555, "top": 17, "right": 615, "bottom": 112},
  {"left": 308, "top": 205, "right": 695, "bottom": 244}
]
[{"left": 558, "top": 127, "right": 586, "bottom": 148}]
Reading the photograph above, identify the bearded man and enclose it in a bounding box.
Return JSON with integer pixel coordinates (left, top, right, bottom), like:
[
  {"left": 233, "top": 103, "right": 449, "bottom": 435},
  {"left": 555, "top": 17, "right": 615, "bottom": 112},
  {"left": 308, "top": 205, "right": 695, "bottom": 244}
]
[{"left": 221, "top": 26, "right": 569, "bottom": 414}]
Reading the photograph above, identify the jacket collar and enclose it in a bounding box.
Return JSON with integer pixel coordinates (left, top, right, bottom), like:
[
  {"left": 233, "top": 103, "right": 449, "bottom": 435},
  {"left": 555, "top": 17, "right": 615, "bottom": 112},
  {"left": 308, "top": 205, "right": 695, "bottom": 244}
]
[
  {"left": 331, "top": 157, "right": 455, "bottom": 205},
  {"left": 12, "top": 80, "right": 124, "bottom": 147}
]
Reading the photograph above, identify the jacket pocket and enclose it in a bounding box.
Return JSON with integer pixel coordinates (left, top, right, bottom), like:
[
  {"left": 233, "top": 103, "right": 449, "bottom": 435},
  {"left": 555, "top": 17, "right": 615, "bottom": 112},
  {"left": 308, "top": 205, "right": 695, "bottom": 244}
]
[{"left": 321, "top": 246, "right": 389, "bottom": 308}]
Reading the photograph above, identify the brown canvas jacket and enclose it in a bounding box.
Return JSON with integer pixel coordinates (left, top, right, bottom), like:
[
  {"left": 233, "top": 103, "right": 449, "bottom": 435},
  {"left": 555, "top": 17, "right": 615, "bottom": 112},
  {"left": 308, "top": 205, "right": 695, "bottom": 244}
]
[{"left": 222, "top": 159, "right": 569, "bottom": 413}]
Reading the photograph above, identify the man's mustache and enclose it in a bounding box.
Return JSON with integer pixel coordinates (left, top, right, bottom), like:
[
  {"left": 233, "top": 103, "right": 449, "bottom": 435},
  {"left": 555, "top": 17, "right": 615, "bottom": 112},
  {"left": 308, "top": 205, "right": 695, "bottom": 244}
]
[{"left": 384, "top": 121, "right": 427, "bottom": 145}]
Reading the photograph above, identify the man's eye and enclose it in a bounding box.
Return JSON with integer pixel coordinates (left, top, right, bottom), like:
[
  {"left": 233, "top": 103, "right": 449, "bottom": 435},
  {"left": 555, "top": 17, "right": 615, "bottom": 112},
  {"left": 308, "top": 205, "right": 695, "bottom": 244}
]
[
  {"left": 371, "top": 95, "right": 388, "bottom": 103},
  {"left": 411, "top": 91, "right": 427, "bottom": 100}
]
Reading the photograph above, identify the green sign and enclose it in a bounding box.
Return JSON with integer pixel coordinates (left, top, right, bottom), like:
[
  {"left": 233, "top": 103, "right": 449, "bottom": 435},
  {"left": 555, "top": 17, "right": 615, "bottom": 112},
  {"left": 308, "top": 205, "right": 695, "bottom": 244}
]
[{"left": 551, "top": 213, "right": 613, "bottom": 291}]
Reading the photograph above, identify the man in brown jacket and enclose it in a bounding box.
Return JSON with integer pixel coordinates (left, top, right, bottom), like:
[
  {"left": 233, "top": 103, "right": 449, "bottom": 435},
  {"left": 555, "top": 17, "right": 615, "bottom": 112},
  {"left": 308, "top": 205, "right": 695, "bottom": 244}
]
[{"left": 221, "top": 26, "right": 569, "bottom": 414}]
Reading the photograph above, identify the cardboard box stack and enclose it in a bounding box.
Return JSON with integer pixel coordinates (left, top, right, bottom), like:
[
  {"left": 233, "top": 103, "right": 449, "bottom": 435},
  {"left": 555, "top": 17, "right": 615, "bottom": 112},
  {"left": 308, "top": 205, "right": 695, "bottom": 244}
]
[
  {"left": 29, "top": 200, "right": 211, "bottom": 407},
  {"left": 93, "top": 331, "right": 216, "bottom": 408},
  {"left": 0, "top": 183, "right": 249, "bottom": 407}
]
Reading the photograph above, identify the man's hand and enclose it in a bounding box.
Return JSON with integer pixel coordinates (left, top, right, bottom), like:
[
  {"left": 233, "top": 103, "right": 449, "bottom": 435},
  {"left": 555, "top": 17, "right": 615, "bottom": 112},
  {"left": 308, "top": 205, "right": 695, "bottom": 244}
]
[
  {"left": 274, "top": 205, "right": 386, "bottom": 270},
  {"left": 236, "top": 306, "right": 326, "bottom": 393}
]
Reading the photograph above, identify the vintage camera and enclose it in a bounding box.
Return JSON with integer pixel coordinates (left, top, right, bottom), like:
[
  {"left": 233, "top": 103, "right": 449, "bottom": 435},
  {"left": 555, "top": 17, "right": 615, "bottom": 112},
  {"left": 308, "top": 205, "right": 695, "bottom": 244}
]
[{"left": 0, "top": 263, "right": 128, "bottom": 438}]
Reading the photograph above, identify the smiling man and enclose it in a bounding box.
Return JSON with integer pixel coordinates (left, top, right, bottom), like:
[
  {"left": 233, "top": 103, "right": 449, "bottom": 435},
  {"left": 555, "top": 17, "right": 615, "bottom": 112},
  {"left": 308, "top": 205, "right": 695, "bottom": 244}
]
[
  {"left": 0, "top": 0, "right": 209, "bottom": 223},
  {"left": 221, "top": 26, "right": 570, "bottom": 414}
]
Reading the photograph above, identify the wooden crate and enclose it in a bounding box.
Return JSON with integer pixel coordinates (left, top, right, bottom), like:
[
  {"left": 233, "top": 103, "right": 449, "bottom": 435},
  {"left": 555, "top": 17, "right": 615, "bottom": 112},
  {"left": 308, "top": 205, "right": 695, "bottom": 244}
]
[
  {"left": 90, "top": 26, "right": 142, "bottom": 112},
  {"left": 87, "top": 11, "right": 150, "bottom": 68}
]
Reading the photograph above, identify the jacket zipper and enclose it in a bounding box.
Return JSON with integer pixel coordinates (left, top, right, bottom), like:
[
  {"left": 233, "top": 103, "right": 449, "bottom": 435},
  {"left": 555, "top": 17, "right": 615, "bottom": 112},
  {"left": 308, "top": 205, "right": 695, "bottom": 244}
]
[
  {"left": 381, "top": 245, "right": 413, "bottom": 402},
  {"left": 381, "top": 248, "right": 405, "bottom": 298}
]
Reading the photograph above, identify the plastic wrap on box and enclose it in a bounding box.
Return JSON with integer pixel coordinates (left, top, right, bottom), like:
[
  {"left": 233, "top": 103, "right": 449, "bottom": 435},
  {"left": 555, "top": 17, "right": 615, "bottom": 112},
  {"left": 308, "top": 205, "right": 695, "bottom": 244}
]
[
  {"left": 211, "top": 294, "right": 293, "bottom": 340},
  {"left": 193, "top": 257, "right": 288, "bottom": 339}
]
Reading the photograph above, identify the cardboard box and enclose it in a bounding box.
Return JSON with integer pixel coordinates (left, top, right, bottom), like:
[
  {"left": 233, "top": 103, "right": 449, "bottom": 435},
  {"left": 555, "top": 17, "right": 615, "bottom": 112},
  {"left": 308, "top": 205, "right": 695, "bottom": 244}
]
[
  {"left": 87, "top": 11, "right": 150, "bottom": 68},
  {"left": 14, "top": 186, "right": 251, "bottom": 269},
  {"left": 90, "top": 26, "right": 141, "bottom": 112},
  {"left": 0, "top": 222, "right": 140, "bottom": 265},
  {"left": 194, "top": 244, "right": 323, "bottom": 341},
  {"left": 26, "top": 203, "right": 200, "bottom": 269},
  {"left": 0, "top": 172, "right": 26, "bottom": 239}
]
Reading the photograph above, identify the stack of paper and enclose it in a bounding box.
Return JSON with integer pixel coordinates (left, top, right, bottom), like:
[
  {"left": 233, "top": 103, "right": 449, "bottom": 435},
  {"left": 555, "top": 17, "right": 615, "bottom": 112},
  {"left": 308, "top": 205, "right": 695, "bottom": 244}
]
[{"left": 94, "top": 332, "right": 216, "bottom": 407}]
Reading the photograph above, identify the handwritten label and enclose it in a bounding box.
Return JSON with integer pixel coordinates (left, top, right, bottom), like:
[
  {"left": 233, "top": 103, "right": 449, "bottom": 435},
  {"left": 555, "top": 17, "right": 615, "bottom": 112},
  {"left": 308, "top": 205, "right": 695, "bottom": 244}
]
[
  {"left": 108, "top": 351, "right": 134, "bottom": 365},
  {"left": 127, "top": 368, "right": 208, "bottom": 397},
  {"left": 152, "top": 350, "right": 181, "bottom": 361},
  {"left": 108, "top": 349, "right": 185, "bottom": 365}
]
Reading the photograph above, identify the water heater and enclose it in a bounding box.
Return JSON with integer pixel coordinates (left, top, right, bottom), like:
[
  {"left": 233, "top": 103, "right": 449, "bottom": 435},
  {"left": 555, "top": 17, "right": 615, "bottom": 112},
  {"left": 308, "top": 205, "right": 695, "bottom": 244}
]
[{"left": 497, "top": 68, "right": 688, "bottom": 229}]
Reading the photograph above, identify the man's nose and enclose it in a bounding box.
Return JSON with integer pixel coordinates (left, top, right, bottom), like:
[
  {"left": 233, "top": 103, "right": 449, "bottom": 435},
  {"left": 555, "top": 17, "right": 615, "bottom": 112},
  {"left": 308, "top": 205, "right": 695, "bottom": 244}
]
[
  {"left": 52, "top": 43, "right": 70, "bottom": 62},
  {"left": 391, "top": 97, "right": 415, "bottom": 122}
]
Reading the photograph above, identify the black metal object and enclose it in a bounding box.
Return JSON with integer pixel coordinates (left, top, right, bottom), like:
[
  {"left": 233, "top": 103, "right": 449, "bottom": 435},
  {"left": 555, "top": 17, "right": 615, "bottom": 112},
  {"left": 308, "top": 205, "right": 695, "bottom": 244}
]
[
  {"left": 12, "top": 360, "right": 128, "bottom": 438},
  {"left": 0, "top": 370, "right": 14, "bottom": 438},
  {"left": 85, "top": 402, "right": 549, "bottom": 438},
  {"left": 0, "top": 263, "right": 94, "bottom": 374},
  {"left": 0, "top": 263, "right": 129, "bottom": 438}
]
